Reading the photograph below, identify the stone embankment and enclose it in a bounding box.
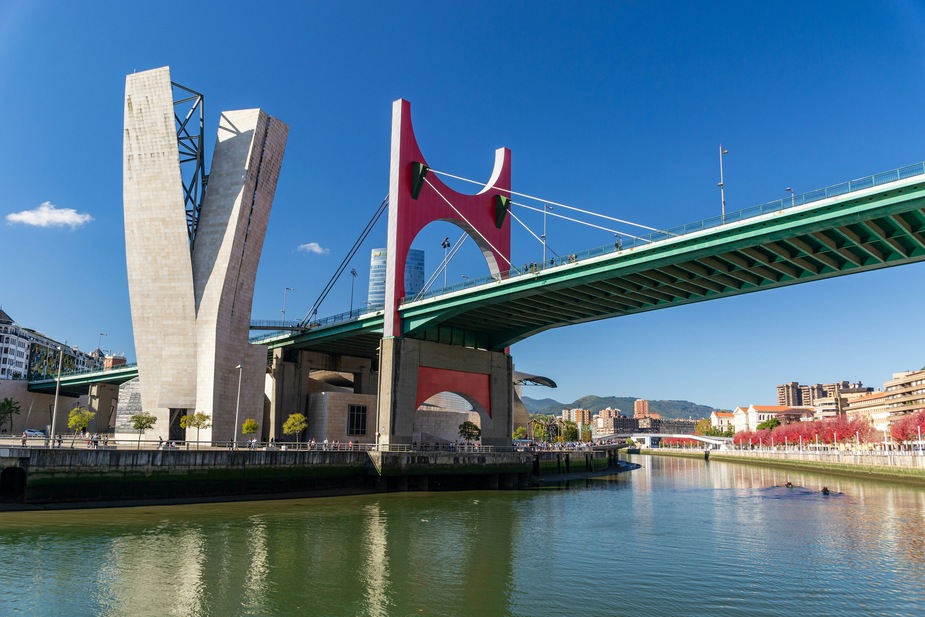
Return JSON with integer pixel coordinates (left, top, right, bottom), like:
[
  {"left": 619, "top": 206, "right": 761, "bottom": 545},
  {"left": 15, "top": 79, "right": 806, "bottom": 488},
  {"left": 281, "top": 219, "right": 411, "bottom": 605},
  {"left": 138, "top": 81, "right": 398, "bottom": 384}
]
[
  {"left": 0, "top": 445, "right": 627, "bottom": 507},
  {"left": 640, "top": 448, "right": 925, "bottom": 485}
]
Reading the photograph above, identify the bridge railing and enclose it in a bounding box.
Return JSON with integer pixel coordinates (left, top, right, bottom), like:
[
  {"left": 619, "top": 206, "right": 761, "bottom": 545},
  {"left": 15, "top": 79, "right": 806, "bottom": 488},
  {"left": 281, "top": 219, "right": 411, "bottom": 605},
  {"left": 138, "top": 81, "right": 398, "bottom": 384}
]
[{"left": 249, "top": 304, "right": 385, "bottom": 341}]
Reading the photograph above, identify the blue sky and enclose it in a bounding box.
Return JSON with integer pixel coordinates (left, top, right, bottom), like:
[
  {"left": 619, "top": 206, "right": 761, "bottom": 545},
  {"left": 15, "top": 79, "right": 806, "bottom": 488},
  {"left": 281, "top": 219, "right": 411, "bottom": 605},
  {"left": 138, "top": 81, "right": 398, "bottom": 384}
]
[{"left": 3, "top": 1, "right": 925, "bottom": 410}]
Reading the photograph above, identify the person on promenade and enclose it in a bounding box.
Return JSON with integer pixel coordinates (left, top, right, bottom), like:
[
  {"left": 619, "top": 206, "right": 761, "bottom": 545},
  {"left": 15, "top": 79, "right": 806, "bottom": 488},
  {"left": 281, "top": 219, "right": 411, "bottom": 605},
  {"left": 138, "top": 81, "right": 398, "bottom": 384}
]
[{"left": 20, "top": 432, "right": 26, "bottom": 447}]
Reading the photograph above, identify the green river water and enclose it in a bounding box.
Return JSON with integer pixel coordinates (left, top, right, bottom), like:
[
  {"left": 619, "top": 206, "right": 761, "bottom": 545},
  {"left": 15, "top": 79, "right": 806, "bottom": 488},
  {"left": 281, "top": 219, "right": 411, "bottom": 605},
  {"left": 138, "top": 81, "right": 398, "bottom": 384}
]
[{"left": 1, "top": 454, "right": 923, "bottom": 616}]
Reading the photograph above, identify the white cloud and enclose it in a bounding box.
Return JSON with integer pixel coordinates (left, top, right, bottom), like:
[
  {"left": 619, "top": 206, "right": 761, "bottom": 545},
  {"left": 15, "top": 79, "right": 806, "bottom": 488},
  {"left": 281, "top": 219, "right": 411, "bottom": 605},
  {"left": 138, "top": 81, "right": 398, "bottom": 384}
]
[
  {"left": 6, "top": 201, "right": 93, "bottom": 229},
  {"left": 297, "top": 242, "right": 329, "bottom": 255}
]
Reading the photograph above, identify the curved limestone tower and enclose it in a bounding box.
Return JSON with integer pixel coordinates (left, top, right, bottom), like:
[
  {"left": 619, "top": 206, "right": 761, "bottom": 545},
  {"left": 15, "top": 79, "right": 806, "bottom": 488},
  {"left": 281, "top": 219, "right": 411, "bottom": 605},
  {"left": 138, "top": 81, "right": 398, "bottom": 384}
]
[{"left": 121, "top": 66, "right": 288, "bottom": 443}]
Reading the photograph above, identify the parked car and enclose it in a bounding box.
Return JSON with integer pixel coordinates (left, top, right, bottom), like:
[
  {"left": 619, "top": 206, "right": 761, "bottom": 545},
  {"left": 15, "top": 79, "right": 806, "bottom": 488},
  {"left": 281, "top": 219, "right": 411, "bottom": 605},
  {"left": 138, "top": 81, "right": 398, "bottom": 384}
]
[{"left": 24, "top": 429, "right": 47, "bottom": 438}]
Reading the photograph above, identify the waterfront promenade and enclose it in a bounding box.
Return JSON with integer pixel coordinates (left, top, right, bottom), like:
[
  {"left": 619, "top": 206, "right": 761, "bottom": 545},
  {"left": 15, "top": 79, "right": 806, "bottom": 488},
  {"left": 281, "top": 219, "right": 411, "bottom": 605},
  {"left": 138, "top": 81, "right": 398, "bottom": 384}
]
[{"left": 643, "top": 446, "right": 925, "bottom": 484}]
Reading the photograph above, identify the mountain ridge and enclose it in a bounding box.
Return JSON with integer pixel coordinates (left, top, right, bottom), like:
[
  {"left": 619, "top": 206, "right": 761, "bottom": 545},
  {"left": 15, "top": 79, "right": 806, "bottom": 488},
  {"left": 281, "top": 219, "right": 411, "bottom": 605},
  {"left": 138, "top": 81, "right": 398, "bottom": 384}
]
[{"left": 522, "top": 394, "right": 715, "bottom": 420}]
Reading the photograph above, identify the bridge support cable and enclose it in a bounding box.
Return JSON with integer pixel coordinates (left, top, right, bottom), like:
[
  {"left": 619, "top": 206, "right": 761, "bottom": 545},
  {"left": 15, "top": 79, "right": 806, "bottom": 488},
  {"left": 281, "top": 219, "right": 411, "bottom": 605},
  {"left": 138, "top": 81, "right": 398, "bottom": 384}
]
[
  {"left": 415, "top": 231, "right": 469, "bottom": 300},
  {"left": 422, "top": 177, "right": 518, "bottom": 276},
  {"left": 508, "top": 210, "right": 562, "bottom": 260},
  {"left": 512, "top": 202, "right": 650, "bottom": 245},
  {"left": 300, "top": 195, "right": 389, "bottom": 326},
  {"left": 429, "top": 167, "right": 675, "bottom": 239}
]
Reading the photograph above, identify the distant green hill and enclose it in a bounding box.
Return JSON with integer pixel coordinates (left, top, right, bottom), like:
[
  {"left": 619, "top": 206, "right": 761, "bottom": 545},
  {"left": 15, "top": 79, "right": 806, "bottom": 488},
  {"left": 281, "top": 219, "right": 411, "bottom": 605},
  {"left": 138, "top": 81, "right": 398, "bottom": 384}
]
[{"left": 522, "top": 394, "right": 714, "bottom": 420}]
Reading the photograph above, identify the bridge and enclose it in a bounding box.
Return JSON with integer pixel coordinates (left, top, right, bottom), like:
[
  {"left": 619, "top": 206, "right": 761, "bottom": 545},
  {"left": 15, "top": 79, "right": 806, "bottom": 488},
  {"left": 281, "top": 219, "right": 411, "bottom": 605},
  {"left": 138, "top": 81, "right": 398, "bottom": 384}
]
[
  {"left": 595, "top": 433, "right": 734, "bottom": 448},
  {"left": 250, "top": 158, "right": 925, "bottom": 357},
  {"left": 28, "top": 87, "right": 925, "bottom": 450},
  {"left": 33, "top": 158, "right": 925, "bottom": 407}
]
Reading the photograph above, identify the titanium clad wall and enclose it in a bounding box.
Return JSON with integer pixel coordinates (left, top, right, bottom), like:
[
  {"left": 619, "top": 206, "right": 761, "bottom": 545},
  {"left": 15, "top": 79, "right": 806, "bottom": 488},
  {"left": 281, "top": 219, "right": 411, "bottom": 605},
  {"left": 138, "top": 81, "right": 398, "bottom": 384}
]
[{"left": 123, "top": 66, "right": 198, "bottom": 424}]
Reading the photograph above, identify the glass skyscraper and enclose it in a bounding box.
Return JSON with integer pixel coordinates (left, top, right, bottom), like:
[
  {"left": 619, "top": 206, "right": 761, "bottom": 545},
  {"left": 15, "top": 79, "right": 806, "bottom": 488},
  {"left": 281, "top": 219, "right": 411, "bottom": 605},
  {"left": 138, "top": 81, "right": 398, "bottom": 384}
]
[{"left": 367, "top": 248, "right": 425, "bottom": 308}]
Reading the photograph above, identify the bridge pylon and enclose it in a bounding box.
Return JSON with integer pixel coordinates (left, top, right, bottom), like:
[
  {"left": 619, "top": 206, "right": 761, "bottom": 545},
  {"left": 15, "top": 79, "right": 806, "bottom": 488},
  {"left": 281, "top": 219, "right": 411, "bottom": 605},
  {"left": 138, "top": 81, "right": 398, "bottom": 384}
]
[{"left": 377, "top": 100, "right": 514, "bottom": 447}]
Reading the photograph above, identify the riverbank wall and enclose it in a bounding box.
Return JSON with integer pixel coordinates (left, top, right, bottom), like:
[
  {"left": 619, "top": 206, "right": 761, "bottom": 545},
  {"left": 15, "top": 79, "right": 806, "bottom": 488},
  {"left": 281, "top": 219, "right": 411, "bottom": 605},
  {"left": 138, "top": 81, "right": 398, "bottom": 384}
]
[
  {"left": 0, "top": 446, "right": 622, "bottom": 506},
  {"left": 638, "top": 448, "right": 925, "bottom": 486}
]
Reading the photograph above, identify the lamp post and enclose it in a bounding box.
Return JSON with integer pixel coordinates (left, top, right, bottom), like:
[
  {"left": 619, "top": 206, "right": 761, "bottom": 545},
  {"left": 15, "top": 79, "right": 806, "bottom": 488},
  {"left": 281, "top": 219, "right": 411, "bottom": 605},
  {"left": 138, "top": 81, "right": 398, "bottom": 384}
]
[
  {"left": 50, "top": 346, "right": 64, "bottom": 447},
  {"left": 718, "top": 145, "right": 729, "bottom": 224},
  {"left": 233, "top": 364, "right": 243, "bottom": 450},
  {"left": 281, "top": 287, "right": 294, "bottom": 324},
  {"left": 461, "top": 275, "right": 470, "bottom": 284},
  {"left": 542, "top": 205, "right": 553, "bottom": 264},
  {"left": 98, "top": 332, "right": 107, "bottom": 353},
  {"left": 786, "top": 187, "right": 795, "bottom": 208},
  {"left": 441, "top": 237, "right": 450, "bottom": 288},
  {"left": 350, "top": 269, "right": 357, "bottom": 314}
]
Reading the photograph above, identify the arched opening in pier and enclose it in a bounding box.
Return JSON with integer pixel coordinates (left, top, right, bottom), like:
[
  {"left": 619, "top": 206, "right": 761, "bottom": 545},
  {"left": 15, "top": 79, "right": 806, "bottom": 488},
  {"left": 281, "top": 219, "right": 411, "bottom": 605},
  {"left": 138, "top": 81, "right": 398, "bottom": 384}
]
[
  {"left": 414, "top": 392, "right": 484, "bottom": 447},
  {"left": 0, "top": 466, "right": 26, "bottom": 501}
]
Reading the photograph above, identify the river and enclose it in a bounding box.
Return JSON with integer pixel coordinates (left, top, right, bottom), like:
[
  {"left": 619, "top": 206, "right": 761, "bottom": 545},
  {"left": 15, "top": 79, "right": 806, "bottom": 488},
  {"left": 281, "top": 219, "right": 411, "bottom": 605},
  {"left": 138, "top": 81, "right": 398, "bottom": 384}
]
[{"left": 1, "top": 454, "right": 923, "bottom": 616}]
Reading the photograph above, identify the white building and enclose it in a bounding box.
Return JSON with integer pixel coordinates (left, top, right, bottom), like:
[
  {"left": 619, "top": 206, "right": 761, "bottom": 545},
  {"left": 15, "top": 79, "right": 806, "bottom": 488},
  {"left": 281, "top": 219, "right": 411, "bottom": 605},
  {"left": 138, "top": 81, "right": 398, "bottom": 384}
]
[
  {"left": 1, "top": 308, "right": 101, "bottom": 380},
  {"left": 710, "top": 410, "right": 734, "bottom": 432},
  {"left": 732, "top": 405, "right": 813, "bottom": 433}
]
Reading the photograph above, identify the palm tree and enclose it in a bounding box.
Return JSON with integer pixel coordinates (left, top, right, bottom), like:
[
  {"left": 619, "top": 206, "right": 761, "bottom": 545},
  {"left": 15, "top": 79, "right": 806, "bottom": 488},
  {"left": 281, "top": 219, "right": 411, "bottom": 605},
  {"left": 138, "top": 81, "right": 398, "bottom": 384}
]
[
  {"left": 531, "top": 415, "right": 559, "bottom": 443},
  {"left": 0, "top": 397, "right": 21, "bottom": 433}
]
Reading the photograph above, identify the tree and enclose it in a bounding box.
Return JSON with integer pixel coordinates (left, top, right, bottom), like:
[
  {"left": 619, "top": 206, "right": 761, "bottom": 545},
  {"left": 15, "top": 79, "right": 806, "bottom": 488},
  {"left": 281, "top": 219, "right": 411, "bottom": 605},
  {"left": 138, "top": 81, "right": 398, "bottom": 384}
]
[
  {"left": 561, "top": 420, "right": 578, "bottom": 442},
  {"left": 891, "top": 410, "right": 925, "bottom": 444},
  {"left": 282, "top": 413, "right": 308, "bottom": 444},
  {"left": 694, "top": 418, "right": 712, "bottom": 435},
  {"left": 242, "top": 418, "right": 259, "bottom": 444},
  {"left": 756, "top": 417, "right": 780, "bottom": 431},
  {"left": 0, "top": 397, "right": 21, "bottom": 433},
  {"left": 512, "top": 426, "right": 528, "bottom": 440},
  {"left": 130, "top": 412, "right": 157, "bottom": 449},
  {"left": 580, "top": 423, "right": 593, "bottom": 442},
  {"left": 458, "top": 420, "right": 481, "bottom": 444},
  {"left": 531, "top": 415, "right": 559, "bottom": 443},
  {"left": 68, "top": 406, "right": 95, "bottom": 447},
  {"left": 179, "top": 411, "right": 211, "bottom": 449}
]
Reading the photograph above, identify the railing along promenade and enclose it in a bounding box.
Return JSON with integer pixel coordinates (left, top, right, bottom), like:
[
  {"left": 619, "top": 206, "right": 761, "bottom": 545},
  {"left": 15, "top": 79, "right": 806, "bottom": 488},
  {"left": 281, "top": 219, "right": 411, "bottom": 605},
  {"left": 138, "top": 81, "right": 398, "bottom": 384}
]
[
  {"left": 1, "top": 436, "right": 602, "bottom": 454},
  {"left": 655, "top": 444, "right": 925, "bottom": 471}
]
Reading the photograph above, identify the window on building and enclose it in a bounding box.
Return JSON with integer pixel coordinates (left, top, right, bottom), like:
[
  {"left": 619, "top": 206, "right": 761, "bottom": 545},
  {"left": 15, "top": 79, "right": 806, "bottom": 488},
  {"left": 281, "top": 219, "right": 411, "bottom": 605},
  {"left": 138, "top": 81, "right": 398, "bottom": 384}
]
[{"left": 348, "top": 405, "right": 367, "bottom": 435}]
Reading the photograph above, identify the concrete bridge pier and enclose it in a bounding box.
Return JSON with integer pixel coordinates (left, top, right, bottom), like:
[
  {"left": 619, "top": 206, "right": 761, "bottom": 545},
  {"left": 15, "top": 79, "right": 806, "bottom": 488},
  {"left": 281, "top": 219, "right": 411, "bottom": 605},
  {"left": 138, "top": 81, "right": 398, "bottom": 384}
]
[{"left": 376, "top": 337, "right": 513, "bottom": 448}]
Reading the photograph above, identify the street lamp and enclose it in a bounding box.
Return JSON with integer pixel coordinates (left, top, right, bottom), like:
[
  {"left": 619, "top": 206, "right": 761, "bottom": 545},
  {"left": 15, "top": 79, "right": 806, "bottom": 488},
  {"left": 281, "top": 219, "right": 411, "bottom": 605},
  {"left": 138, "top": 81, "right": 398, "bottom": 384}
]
[
  {"left": 461, "top": 275, "right": 470, "bottom": 286},
  {"left": 718, "top": 145, "right": 729, "bottom": 224},
  {"left": 233, "top": 364, "right": 243, "bottom": 450},
  {"left": 542, "top": 205, "right": 553, "bottom": 264},
  {"left": 350, "top": 268, "right": 358, "bottom": 314},
  {"left": 98, "top": 332, "right": 107, "bottom": 353},
  {"left": 786, "top": 187, "right": 795, "bottom": 208},
  {"left": 50, "top": 346, "right": 64, "bottom": 447},
  {"left": 281, "top": 287, "right": 294, "bottom": 324},
  {"left": 441, "top": 237, "right": 450, "bottom": 288}
]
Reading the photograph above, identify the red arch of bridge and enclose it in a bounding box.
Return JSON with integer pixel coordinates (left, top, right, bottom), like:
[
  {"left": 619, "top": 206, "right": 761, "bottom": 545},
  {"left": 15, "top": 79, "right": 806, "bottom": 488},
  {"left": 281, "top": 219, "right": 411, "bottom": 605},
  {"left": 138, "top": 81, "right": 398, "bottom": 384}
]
[{"left": 384, "top": 98, "right": 512, "bottom": 338}]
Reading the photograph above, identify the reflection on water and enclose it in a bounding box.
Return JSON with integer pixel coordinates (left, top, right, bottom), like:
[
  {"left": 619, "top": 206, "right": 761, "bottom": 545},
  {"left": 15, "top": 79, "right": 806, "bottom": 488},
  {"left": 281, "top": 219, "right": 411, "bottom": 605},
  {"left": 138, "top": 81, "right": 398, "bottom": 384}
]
[{"left": 0, "top": 456, "right": 924, "bottom": 616}]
